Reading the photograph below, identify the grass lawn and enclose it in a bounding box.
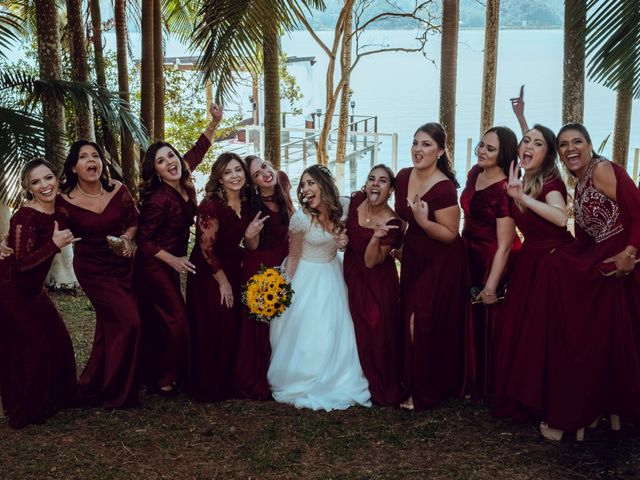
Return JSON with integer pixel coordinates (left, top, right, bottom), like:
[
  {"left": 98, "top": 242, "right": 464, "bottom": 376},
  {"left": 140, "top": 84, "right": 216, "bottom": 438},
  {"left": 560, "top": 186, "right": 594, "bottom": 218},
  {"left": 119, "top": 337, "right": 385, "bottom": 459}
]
[{"left": 1, "top": 290, "right": 639, "bottom": 479}]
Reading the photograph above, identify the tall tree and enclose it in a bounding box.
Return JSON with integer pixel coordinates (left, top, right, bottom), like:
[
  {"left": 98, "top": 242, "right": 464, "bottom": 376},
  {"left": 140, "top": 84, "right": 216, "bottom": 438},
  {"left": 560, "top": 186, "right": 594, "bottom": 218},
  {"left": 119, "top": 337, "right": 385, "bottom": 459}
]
[
  {"left": 66, "top": 0, "right": 94, "bottom": 140},
  {"left": 479, "top": 0, "right": 499, "bottom": 135},
  {"left": 334, "top": 4, "right": 352, "bottom": 180},
  {"left": 262, "top": 22, "right": 281, "bottom": 167},
  {"left": 439, "top": 0, "right": 459, "bottom": 159},
  {"left": 153, "top": 0, "right": 164, "bottom": 140},
  {"left": 34, "top": 0, "right": 66, "bottom": 168},
  {"left": 141, "top": 0, "right": 154, "bottom": 139},
  {"left": 115, "top": 0, "right": 138, "bottom": 192},
  {"left": 563, "top": 0, "right": 586, "bottom": 125}
]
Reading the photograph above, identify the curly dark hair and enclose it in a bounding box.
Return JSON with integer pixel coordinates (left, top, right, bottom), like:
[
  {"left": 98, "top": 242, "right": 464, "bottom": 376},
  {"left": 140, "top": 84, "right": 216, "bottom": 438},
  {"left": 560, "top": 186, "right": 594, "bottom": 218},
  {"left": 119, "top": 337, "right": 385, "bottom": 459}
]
[
  {"left": 203, "top": 152, "right": 253, "bottom": 204},
  {"left": 245, "top": 155, "right": 293, "bottom": 226},
  {"left": 60, "top": 140, "right": 115, "bottom": 196},
  {"left": 139, "top": 141, "right": 195, "bottom": 204},
  {"left": 296, "top": 164, "right": 344, "bottom": 233},
  {"left": 557, "top": 123, "right": 602, "bottom": 177},
  {"left": 476, "top": 126, "right": 518, "bottom": 177},
  {"left": 414, "top": 123, "right": 459, "bottom": 188}
]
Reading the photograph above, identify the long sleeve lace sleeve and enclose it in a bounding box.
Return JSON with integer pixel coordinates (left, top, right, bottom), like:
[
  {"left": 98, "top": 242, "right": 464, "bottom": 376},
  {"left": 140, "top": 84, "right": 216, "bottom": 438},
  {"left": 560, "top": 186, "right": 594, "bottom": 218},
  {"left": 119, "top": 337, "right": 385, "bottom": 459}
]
[
  {"left": 183, "top": 134, "right": 211, "bottom": 172},
  {"left": 10, "top": 209, "right": 60, "bottom": 272},
  {"left": 284, "top": 209, "right": 309, "bottom": 279},
  {"left": 196, "top": 198, "right": 223, "bottom": 274}
]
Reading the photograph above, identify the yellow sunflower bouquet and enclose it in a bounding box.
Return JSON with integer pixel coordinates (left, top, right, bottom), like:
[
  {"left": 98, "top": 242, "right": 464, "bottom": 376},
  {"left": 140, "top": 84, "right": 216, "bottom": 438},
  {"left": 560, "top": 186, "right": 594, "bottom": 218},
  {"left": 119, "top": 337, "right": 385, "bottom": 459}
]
[{"left": 242, "top": 265, "right": 294, "bottom": 324}]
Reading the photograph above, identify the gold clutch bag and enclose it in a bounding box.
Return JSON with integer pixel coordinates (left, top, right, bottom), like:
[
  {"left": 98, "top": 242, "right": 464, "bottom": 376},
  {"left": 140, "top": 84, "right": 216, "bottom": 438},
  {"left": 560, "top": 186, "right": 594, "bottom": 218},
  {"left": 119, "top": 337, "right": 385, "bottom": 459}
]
[{"left": 106, "top": 235, "right": 132, "bottom": 257}]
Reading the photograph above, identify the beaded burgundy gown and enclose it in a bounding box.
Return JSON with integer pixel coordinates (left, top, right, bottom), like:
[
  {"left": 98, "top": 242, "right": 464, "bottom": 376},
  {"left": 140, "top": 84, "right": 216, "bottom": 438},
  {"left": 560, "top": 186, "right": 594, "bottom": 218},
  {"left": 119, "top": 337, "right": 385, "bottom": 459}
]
[
  {"left": 460, "top": 165, "right": 520, "bottom": 399},
  {"left": 57, "top": 185, "right": 141, "bottom": 408},
  {"left": 535, "top": 160, "right": 640, "bottom": 431},
  {"left": 344, "top": 191, "right": 406, "bottom": 406},
  {"left": 234, "top": 172, "right": 291, "bottom": 400},
  {"left": 135, "top": 135, "right": 211, "bottom": 391},
  {"left": 492, "top": 178, "right": 574, "bottom": 421},
  {"left": 394, "top": 168, "right": 467, "bottom": 411},
  {"left": 187, "top": 196, "right": 252, "bottom": 402},
  {"left": 0, "top": 207, "right": 77, "bottom": 428}
]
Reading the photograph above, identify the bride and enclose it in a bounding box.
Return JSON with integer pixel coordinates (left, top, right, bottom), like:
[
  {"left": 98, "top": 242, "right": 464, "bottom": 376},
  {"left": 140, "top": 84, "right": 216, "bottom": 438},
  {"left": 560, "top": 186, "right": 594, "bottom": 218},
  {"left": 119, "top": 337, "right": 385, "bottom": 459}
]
[{"left": 267, "top": 164, "right": 371, "bottom": 411}]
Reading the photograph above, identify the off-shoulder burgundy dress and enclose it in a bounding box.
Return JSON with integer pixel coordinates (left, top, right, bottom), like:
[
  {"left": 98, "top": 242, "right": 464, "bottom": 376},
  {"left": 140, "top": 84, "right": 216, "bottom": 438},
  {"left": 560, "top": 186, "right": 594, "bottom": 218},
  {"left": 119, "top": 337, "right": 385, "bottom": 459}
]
[
  {"left": 135, "top": 135, "right": 211, "bottom": 391},
  {"left": 344, "top": 190, "right": 406, "bottom": 406},
  {"left": 57, "top": 185, "right": 141, "bottom": 408},
  {"left": 395, "top": 168, "right": 467, "bottom": 411},
  {"left": 0, "top": 207, "right": 77, "bottom": 428},
  {"left": 535, "top": 160, "right": 640, "bottom": 431},
  {"left": 492, "top": 178, "right": 574, "bottom": 420},
  {"left": 460, "top": 165, "right": 520, "bottom": 399},
  {"left": 187, "top": 196, "right": 252, "bottom": 402},
  {"left": 234, "top": 175, "right": 290, "bottom": 400}
]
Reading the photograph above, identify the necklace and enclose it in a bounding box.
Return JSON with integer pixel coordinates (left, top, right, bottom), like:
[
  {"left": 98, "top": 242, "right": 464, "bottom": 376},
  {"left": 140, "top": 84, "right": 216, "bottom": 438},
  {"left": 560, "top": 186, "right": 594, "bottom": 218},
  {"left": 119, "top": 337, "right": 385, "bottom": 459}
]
[
  {"left": 77, "top": 183, "right": 104, "bottom": 198},
  {"left": 260, "top": 194, "right": 276, "bottom": 203},
  {"left": 366, "top": 201, "right": 372, "bottom": 223}
]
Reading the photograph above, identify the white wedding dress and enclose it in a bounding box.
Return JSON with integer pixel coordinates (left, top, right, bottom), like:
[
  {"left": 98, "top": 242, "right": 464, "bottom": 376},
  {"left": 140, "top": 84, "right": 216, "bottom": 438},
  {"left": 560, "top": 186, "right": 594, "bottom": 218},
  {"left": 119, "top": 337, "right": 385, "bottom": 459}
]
[{"left": 267, "top": 207, "right": 371, "bottom": 411}]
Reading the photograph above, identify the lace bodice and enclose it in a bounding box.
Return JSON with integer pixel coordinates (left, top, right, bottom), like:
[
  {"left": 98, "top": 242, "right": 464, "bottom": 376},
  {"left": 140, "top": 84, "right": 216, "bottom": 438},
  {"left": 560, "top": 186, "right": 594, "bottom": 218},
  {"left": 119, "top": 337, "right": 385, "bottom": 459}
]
[
  {"left": 574, "top": 159, "right": 623, "bottom": 244},
  {"left": 289, "top": 209, "right": 338, "bottom": 263}
]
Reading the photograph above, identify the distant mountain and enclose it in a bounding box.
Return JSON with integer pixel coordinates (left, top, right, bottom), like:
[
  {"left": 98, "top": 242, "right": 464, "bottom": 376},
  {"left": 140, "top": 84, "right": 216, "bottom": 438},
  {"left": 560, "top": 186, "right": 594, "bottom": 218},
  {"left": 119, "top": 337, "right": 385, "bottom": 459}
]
[{"left": 305, "top": 0, "right": 563, "bottom": 30}]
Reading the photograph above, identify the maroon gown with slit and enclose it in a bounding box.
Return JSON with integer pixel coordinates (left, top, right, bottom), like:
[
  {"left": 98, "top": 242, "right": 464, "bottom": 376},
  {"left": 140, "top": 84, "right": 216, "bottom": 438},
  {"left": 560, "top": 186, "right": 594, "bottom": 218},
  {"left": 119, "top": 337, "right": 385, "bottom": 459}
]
[
  {"left": 56, "top": 185, "right": 141, "bottom": 408},
  {"left": 536, "top": 159, "right": 640, "bottom": 431},
  {"left": 234, "top": 180, "right": 290, "bottom": 400},
  {"left": 0, "top": 207, "right": 77, "bottom": 428},
  {"left": 187, "top": 196, "right": 252, "bottom": 402},
  {"left": 344, "top": 191, "right": 406, "bottom": 406},
  {"left": 460, "top": 165, "right": 520, "bottom": 399},
  {"left": 492, "top": 178, "right": 574, "bottom": 421},
  {"left": 135, "top": 135, "right": 211, "bottom": 391},
  {"left": 394, "top": 168, "right": 467, "bottom": 411}
]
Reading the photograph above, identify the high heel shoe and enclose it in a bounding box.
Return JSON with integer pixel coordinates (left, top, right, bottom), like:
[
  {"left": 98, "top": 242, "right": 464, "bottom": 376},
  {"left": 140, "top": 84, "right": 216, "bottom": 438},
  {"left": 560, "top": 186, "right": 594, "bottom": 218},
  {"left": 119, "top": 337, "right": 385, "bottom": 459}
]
[
  {"left": 540, "top": 422, "right": 585, "bottom": 441},
  {"left": 610, "top": 414, "right": 621, "bottom": 431}
]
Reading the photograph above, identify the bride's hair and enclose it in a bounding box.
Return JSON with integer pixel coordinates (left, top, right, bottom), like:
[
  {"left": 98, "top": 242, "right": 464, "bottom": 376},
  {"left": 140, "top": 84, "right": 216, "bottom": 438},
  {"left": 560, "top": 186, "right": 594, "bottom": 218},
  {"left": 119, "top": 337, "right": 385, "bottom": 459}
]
[{"left": 297, "top": 164, "right": 344, "bottom": 233}]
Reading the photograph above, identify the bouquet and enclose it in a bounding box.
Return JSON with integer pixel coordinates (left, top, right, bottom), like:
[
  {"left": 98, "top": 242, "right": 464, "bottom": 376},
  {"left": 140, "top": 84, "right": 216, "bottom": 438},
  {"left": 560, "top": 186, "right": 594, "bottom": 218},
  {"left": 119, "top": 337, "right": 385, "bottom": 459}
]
[{"left": 242, "top": 265, "right": 294, "bottom": 324}]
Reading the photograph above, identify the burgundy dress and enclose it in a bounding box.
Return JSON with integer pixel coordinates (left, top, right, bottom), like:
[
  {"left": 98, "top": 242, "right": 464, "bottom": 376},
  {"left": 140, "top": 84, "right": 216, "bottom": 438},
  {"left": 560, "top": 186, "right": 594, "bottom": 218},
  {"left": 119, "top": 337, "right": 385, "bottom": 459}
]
[
  {"left": 0, "top": 207, "right": 77, "bottom": 428},
  {"left": 394, "top": 168, "right": 467, "bottom": 411},
  {"left": 492, "top": 178, "right": 574, "bottom": 420},
  {"left": 234, "top": 187, "right": 290, "bottom": 400},
  {"left": 538, "top": 159, "right": 640, "bottom": 431},
  {"left": 187, "top": 196, "right": 252, "bottom": 402},
  {"left": 135, "top": 135, "right": 211, "bottom": 391},
  {"left": 460, "top": 165, "right": 520, "bottom": 399},
  {"left": 56, "top": 185, "right": 141, "bottom": 408},
  {"left": 344, "top": 191, "right": 406, "bottom": 406}
]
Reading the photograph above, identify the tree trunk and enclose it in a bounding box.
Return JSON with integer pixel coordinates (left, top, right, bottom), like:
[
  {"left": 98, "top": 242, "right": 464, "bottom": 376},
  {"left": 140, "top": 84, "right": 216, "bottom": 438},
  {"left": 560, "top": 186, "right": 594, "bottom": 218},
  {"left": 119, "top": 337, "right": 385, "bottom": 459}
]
[
  {"left": 90, "top": 0, "right": 120, "bottom": 164},
  {"left": 0, "top": 203, "right": 9, "bottom": 237},
  {"left": 335, "top": 5, "right": 353, "bottom": 188},
  {"left": 612, "top": 76, "right": 633, "bottom": 167},
  {"left": 562, "top": 0, "right": 585, "bottom": 124},
  {"left": 35, "top": 0, "right": 66, "bottom": 169},
  {"left": 115, "top": 0, "right": 138, "bottom": 194},
  {"left": 479, "top": 0, "right": 499, "bottom": 135},
  {"left": 439, "top": 0, "right": 459, "bottom": 160},
  {"left": 66, "top": 0, "right": 95, "bottom": 140},
  {"left": 262, "top": 23, "right": 281, "bottom": 169},
  {"left": 153, "top": 0, "right": 164, "bottom": 140},
  {"left": 141, "top": 0, "right": 154, "bottom": 140}
]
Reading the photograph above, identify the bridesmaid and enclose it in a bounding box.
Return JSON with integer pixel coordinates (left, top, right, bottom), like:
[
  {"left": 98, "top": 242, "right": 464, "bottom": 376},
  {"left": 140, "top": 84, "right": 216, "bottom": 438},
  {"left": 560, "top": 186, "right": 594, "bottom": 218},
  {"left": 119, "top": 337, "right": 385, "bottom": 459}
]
[
  {"left": 492, "top": 125, "right": 573, "bottom": 421},
  {"left": 234, "top": 155, "right": 293, "bottom": 400},
  {"left": 394, "top": 123, "right": 467, "bottom": 411},
  {"left": 537, "top": 123, "right": 640, "bottom": 440},
  {"left": 187, "top": 152, "right": 257, "bottom": 402},
  {"left": 135, "top": 104, "right": 222, "bottom": 396},
  {"left": 344, "top": 164, "right": 406, "bottom": 406},
  {"left": 460, "top": 126, "right": 520, "bottom": 400},
  {"left": 0, "top": 159, "right": 78, "bottom": 428},
  {"left": 57, "top": 141, "right": 141, "bottom": 408}
]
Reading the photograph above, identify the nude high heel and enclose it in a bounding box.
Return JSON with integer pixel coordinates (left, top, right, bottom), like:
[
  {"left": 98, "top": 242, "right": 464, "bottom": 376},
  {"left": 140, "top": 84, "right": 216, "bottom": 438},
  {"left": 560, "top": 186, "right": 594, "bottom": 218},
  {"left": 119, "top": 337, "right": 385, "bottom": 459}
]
[
  {"left": 540, "top": 422, "right": 585, "bottom": 441},
  {"left": 610, "top": 414, "right": 621, "bottom": 431}
]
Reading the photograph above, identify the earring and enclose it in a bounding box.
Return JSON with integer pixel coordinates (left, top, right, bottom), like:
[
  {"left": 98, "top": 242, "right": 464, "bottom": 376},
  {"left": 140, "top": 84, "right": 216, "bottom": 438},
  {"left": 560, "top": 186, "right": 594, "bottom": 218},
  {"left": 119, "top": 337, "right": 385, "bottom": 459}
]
[{"left": 437, "top": 155, "right": 441, "bottom": 161}]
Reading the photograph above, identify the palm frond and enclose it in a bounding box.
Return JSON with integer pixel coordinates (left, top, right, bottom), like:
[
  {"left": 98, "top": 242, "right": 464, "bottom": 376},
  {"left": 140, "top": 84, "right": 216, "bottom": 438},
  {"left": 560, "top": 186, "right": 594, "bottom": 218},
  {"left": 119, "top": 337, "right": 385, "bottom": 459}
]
[
  {"left": 0, "top": 9, "right": 24, "bottom": 59},
  {"left": 583, "top": 0, "right": 640, "bottom": 98},
  {"left": 162, "top": 0, "right": 201, "bottom": 44}
]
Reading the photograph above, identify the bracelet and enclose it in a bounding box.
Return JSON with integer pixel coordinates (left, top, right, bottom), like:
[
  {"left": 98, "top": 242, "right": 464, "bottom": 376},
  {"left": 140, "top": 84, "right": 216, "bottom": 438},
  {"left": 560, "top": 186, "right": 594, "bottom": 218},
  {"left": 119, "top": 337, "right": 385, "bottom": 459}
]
[
  {"left": 482, "top": 291, "right": 497, "bottom": 297},
  {"left": 623, "top": 249, "right": 636, "bottom": 259}
]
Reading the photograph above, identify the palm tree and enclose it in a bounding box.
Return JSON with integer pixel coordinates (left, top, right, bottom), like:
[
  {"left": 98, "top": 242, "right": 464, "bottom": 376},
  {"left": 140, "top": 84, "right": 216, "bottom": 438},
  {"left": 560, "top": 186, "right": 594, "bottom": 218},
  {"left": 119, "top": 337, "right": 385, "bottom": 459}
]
[
  {"left": 479, "top": 0, "right": 499, "bottom": 135},
  {"left": 334, "top": 4, "right": 352, "bottom": 176},
  {"left": 192, "top": 0, "right": 325, "bottom": 169},
  {"left": 66, "top": 0, "right": 95, "bottom": 140},
  {"left": 563, "top": 0, "right": 586, "bottom": 125},
  {"left": 141, "top": 0, "right": 155, "bottom": 138},
  {"left": 582, "top": 0, "right": 639, "bottom": 167},
  {"left": 439, "top": 0, "right": 459, "bottom": 160},
  {"left": 153, "top": 0, "right": 164, "bottom": 140}
]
